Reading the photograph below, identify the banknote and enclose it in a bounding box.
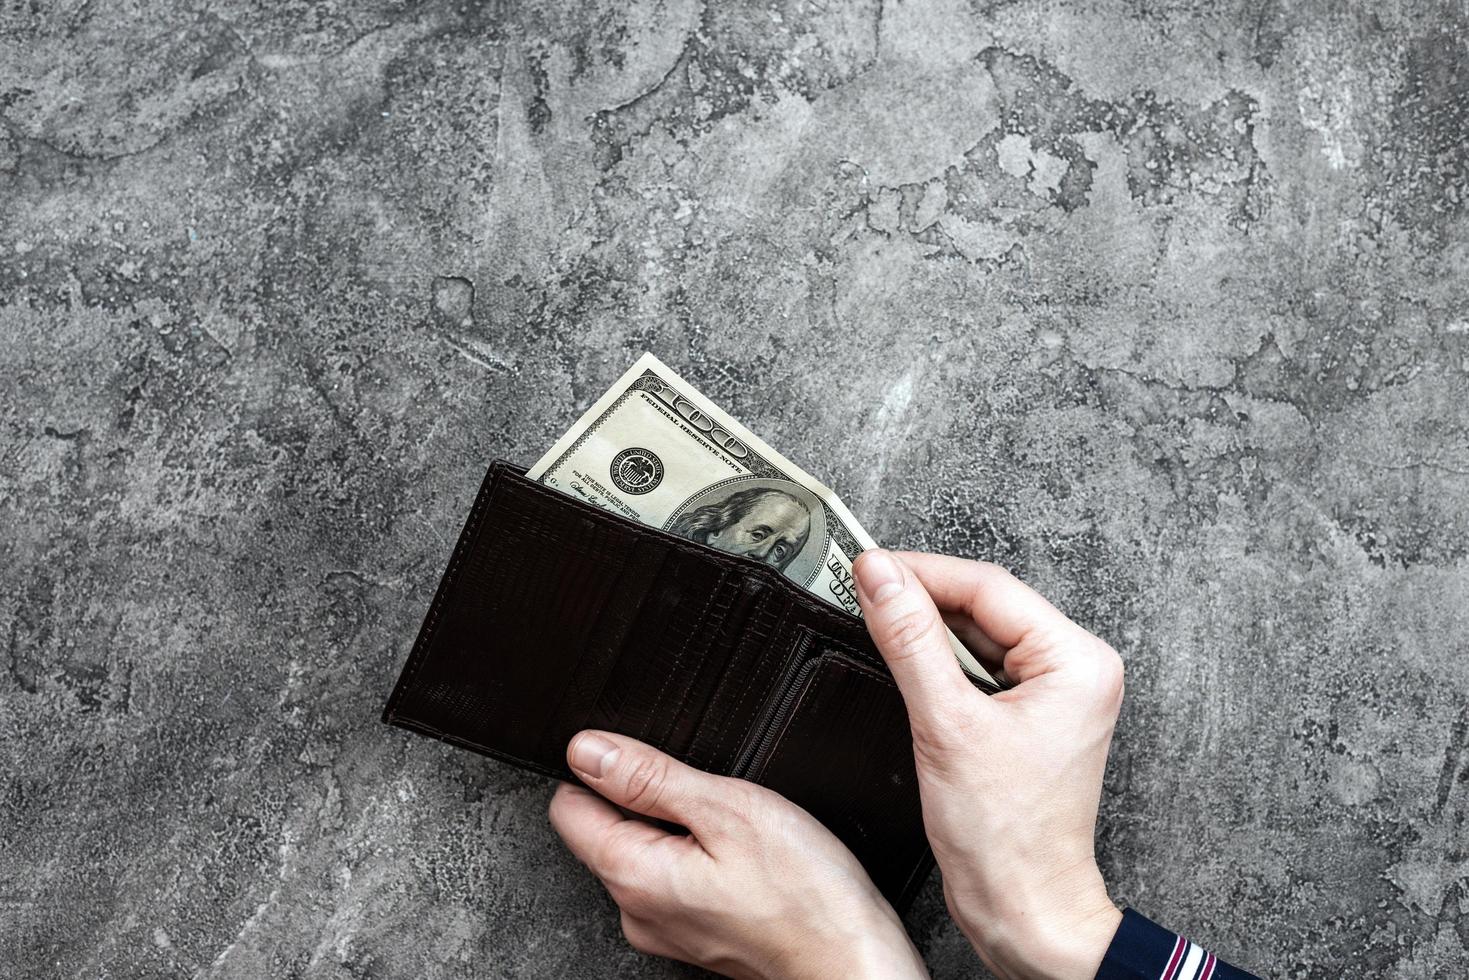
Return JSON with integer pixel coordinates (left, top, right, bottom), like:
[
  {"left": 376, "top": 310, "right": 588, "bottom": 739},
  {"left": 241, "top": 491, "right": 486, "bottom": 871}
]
[{"left": 526, "top": 353, "right": 1001, "bottom": 689}]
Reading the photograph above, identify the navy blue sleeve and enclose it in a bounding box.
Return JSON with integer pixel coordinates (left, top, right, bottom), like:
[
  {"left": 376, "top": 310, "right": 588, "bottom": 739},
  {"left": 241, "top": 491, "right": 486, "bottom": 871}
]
[{"left": 1095, "top": 908, "right": 1261, "bottom": 980}]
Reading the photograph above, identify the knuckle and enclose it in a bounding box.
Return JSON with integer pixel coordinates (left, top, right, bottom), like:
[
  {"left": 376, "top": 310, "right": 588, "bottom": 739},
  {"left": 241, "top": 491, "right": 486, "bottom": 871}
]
[
  {"left": 750, "top": 791, "right": 806, "bottom": 838},
  {"left": 547, "top": 782, "right": 579, "bottom": 820},
  {"left": 620, "top": 755, "right": 670, "bottom": 813},
  {"left": 619, "top": 912, "right": 657, "bottom": 954},
  {"left": 1094, "top": 644, "right": 1125, "bottom": 705},
  {"left": 606, "top": 867, "right": 655, "bottom": 915},
  {"left": 1029, "top": 619, "right": 1075, "bottom": 651},
  {"left": 973, "top": 560, "right": 1019, "bottom": 593},
  {"left": 765, "top": 801, "right": 805, "bottom": 836},
  {"left": 592, "top": 823, "right": 653, "bottom": 885},
  {"left": 589, "top": 839, "right": 630, "bottom": 883},
  {"left": 721, "top": 781, "right": 762, "bottom": 823},
  {"left": 546, "top": 789, "right": 566, "bottom": 824}
]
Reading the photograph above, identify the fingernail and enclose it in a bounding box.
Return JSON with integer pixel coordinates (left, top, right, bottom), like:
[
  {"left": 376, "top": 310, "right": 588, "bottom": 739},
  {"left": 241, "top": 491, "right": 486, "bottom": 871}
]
[
  {"left": 856, "top": 549, "right": 905, "bottom": 603},
  {"left": 569, "top": 732, "right": 620, "bottom": 779}
]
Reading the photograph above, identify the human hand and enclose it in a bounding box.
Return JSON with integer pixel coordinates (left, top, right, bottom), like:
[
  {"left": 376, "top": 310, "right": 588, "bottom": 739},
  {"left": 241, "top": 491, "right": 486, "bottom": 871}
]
[
  {"left": 852, "top": 550, "right": 1125, "bottom": 980},
  {"left": 548, "top": 729, "right": 931, "bottom": 980}
]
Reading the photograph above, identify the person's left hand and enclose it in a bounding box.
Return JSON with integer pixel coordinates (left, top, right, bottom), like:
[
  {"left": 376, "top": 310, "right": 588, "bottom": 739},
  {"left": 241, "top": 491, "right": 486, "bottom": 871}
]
[{"left": 548, "top": 729, "right": 931, "bottom": 980}]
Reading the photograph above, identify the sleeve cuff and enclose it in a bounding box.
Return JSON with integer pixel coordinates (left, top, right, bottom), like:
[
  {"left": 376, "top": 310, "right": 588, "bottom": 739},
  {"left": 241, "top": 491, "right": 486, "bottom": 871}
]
[{"left": 1095, "top": 908, "right": 1260, "bottom": 980}]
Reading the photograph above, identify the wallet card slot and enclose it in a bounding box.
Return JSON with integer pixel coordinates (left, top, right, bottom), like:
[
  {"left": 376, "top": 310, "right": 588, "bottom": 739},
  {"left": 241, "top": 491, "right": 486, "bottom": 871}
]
[
  {"left": 580, "top": 547, "right": 731, "bottom": 745},
  {"left": 683, "top": 589, "right": 798, "bottom": 773},
  {"left": 643, "top": 570, "right": 758, "bottom": 758},
  {"left": 532, "top": 534, "right": 671, "bottom": 762},
  {"left": 655, "top": 575, "right": 773, "bottom": 763},
  {"left": 639, "top": 568, "right": 742, "bottom": 751}
]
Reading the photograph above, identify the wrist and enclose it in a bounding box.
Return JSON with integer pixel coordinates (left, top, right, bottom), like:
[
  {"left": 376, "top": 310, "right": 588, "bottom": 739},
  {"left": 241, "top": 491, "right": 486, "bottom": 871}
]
[
  {"left": 951, "top": 863, "right": 1120, "bottom": 980},
  {"left": 779, "top": 905, "right": 928, "bottom": 980},
  {"left": 985, "top": 899, "right": 1120, "bottom": 980}
]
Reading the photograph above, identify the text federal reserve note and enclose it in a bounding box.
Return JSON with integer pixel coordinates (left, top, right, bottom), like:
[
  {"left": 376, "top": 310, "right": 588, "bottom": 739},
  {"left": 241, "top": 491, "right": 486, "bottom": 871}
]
[{"left": 526, "top": 353, "right": 1000, "bottom": 689}]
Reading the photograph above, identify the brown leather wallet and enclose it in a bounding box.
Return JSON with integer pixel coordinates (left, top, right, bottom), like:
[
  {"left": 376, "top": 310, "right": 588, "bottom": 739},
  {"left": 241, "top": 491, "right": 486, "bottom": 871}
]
[{"left": 383, "top": 460, "right": 936, "bottom": 910}]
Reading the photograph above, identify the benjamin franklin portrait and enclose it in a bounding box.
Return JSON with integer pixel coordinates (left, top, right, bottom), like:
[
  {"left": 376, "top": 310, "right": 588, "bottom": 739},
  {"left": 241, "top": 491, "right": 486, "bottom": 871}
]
[{"left": 669, "top": 485, "right": 813, "bottom": 572}]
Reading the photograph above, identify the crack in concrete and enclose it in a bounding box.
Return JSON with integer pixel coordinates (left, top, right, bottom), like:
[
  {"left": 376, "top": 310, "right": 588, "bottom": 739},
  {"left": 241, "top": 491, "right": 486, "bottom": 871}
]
[{"left": 1435, "top": 708, "right": 1469, "bottom": 816}]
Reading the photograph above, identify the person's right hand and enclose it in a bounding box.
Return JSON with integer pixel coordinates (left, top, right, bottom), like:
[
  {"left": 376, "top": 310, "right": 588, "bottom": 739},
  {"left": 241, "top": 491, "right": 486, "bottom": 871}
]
[{"left": 851, "top": 550, "right": 1126, "bottom": 980}]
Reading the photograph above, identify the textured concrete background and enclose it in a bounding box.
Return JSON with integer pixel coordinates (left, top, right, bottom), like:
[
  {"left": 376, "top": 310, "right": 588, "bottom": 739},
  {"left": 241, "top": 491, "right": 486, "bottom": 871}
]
[{"left": 3, "top": 0, "right": 1467, "bottom": 977}]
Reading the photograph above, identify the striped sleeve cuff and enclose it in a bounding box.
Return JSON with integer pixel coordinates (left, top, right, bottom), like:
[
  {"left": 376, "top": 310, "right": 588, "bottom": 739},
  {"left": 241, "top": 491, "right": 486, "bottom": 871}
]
[{"left": 1095, "top": 908, "right": 1260, "bottom": 980}]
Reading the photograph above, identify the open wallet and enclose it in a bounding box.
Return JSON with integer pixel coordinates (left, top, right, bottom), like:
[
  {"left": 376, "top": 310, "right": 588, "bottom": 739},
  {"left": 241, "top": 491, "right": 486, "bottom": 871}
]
[{"left": 383, "top": 459, "right": 973, "bottom": 911}]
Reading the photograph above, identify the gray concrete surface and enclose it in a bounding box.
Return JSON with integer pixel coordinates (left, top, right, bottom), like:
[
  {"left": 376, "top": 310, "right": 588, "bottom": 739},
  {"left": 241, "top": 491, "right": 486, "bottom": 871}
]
[{"left": 3, "top": 1, "right": 1467, "bottom": 977}]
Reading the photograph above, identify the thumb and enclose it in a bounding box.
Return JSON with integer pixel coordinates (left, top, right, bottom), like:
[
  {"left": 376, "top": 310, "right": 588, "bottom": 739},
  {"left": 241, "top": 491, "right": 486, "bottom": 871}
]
[
  {"left": 567, "top": 730, "right": 739, "bottom": 837},
  {"left": 854, "top": 549, "right": 984, "bottom": 736}
]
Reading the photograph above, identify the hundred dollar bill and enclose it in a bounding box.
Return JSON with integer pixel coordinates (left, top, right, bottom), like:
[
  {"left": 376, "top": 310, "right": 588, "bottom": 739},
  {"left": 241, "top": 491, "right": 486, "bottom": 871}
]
[{"left": 526, "top": 353, "right": 1000, "bottom": 689}]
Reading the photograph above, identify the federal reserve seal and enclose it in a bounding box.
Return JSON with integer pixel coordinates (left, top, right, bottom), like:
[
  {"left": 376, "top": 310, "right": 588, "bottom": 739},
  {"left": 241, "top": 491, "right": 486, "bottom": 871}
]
[{"left": 609, "top": 447, "right": 664, "bottom": 495}]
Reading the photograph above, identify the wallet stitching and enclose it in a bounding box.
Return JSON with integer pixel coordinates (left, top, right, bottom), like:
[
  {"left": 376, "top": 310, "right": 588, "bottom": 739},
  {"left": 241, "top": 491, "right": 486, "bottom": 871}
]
[
  {"left": 720, "top": 597, "right": 795, "bottom": 771},
  {"left": 641, "top": 566, "right": 726, "bottom": 744},
  {"left": 810, "top": 641, "right": 896, "bottom": 688},
  {"left": 686, "top": 586, "right": 782, "bottom": 770},
  {"left": 660, "top": 567, "right": 732, "bottom": 751},
  {"left": 684, "top": 578, "right": 768, "bottom": 769},
  {"left": 384, "top": 462, "right": 504, "bottom": 721},
  {"left": 792, "top": 632, "right": 897, "bottom": 689}
]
